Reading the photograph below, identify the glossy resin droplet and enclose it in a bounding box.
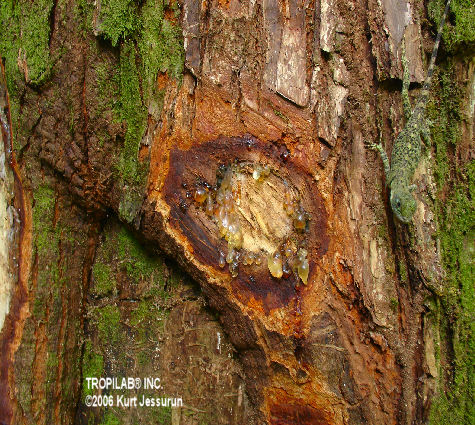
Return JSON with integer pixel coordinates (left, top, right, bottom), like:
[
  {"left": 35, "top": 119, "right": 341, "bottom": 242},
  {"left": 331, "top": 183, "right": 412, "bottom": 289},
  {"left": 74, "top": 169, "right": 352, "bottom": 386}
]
[
  {"left": 268, "top": 251, "right": 283, "bottom": 279},
  {"left": 296, "top": 249, "right": 309, "bottom": 284},
  {"left": 226, "top": 248, "right": 236, "bottom": 264},
  {"left": 205, "top": 194, "right": 214, "bottom": 216},
  {"left": 293, "top": 208, "right": 307, "bottom": 231},
  {"left": 242, "top": 251, "right": 254, "bottom": 265},
  {"left": 194, "top": 187, "right": 207, "bottom": 203},
  {"left": 298, "top": 259, "right": 309, "bottom": 284},
  {"left": 282, "top": 261, "right": 292, "bottom": 279},
  {"left": 229, "top": 261, "right": 239, "bottom": 277},
  {"left": 252, "top": 166, "right": 262, "bottom": 181},
  {"left": 218, "top": 251, "right": 226, "bottom": 268}
]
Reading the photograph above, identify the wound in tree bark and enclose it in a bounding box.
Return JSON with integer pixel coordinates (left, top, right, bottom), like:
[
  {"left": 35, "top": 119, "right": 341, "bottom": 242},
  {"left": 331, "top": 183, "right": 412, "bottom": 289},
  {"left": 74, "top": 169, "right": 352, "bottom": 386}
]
[{"left": 163, "top": 135, "right": 329, "bottom": 311}]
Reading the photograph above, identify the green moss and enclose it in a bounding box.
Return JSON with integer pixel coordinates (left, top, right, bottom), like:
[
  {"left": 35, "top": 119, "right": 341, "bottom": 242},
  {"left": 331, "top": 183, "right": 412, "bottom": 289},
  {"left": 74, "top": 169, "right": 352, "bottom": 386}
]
[
  {"left": 428, "top": 0, "right": 475, "bottom": 50},
  {"left": 82, "top": 340, "right": 104, "bottom": 396},
  {"left": 75, "top": 0, "right": 95, "bottom": 36},
  {"left": 390, "top": 298, "right": 399, "bottom": 312},
  {"left": 117, "top": 227, "right": 164, "bottom": 285},
  {"left": 130, "top": 300, "right": 152, "bottom": 343},
  {"left": 94, "top": 304, "right": 121, "bottom": 345},
  {"left": 426, "top": 63, "right": 474, "bottom": 424},
  {"left": 398, "top": 259, "right": 408, "bottom": 282},
  {"left": 0, "top": 0, "right": 54, "bottom": 86},
  {"left": 97, "top": 0, "right": 139, "bottom": 47},
  {"left": 130, "top": 299, "right": 167, "bottom": 345},
  {"left": 88, "top": 0, "right": 185, "bottom": 221},
  {"left": 139, "top": 0, "right": 184, "bottom": 95},
  {"left": 137, "top": 350, "right": 151, "bottom": 367},
  {"left": 14, "top": 322, "right": 36, "bottom": 414},
  {"left": 46, "top": 351, "right": 59, "bottom": 395},
  {"left": 32, "top": 185, "right": 54, "bottom": 216},
  {"left": 143, "top": 402, "right": 172, "bottom": 424},
  {"left": 0, "top": 0, "right": 56, "bottom": 149},
  {"left": 32, "top": 185, "right": 63, "bottom": 304},
  {"left": 130, "top": 300, "right": 153, "bottom": 327},
  {"left": 46, "top": 351, "right": 59, "bottom": 372},
  {"left": 430, "top": 69, "right": 462, "bottom": 187},
  {"left": 33, "top": 185, "right": 56, "bottom": 254},
  {"left": 96, "top": 223, "right": 167, "bottom": 292},
  {"left": 156, "top": 405, "right": 172, "bottom": 424},
  {"left": 101, "top": 411, "right": 121, "bottom": 425},
  {"left": 95, "top": 61, "right": 120, "bottom": 114},
  {"left": 116, "top": 39, "right": 147, "bottom": 188},
  {"left": 92, "top": 263, "right": 117, "bottom": 296},
  {"left": 273, "top": 108, "right": 289, "bottom": 122}
]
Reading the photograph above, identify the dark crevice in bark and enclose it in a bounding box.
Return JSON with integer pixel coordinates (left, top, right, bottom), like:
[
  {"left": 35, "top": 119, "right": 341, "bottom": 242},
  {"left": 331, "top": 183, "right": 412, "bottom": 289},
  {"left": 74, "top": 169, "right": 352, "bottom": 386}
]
[{"left": 48, "top": 0, "right": 58, "bottom": 50}]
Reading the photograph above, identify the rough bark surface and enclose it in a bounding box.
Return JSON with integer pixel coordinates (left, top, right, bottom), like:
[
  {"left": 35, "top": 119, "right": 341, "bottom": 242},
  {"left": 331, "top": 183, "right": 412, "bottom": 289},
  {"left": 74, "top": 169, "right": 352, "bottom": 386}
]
[{"left": 0, "top": 0, "right": 473, "bottom": 424}]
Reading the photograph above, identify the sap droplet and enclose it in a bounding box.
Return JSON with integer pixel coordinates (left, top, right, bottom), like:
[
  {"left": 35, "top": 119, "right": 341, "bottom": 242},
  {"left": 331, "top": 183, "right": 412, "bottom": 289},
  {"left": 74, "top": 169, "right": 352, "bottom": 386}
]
[
  {"left": 221, "top": 169, "right": 233, "bottom": 190},
  {"left": 283, "top": 191, "right": 296, "bottom": 216},
  {"left": 298, "top": 259, "right": 309, "bottom": 284},
  {"left": 267, "top": 251, "right": 283, "bottom": 279},
  {"left": 224, "top": 190, "right": 234, "bottom": 209},
  {"left": 226, "top": 249, "right": 235, "bottom": 264},
  {"left": 205, "top": 194, "right": 214, "bottom": 216},
  {"left": 293, "top": 208, "right": 307, "bottom": 231},
  {"left": 194, "top": 187, "right": 207, "bottom": 203},
  {"left": 229, "top": 261, "right": 239, "bottom": 278},
  {"left": 223, "top": 213, "right": 241, "bottom": 247},
  {"left": 223, "top": 211, "right": 232, "bottom": 228},
  {"left": 216, "top": 190, "right": 225, "bottom": 205},
  {"left": 297, "top": 248, "right": 307, "bottom": 262},
  {"left": 282, "top": 261, "right": 292, "bottom": 279},
  {"left": 288, "top": 254, "right": 299, "bottom": 271},
  {"left": 282, "top": 241, "right": 294, "bottom": 258},
  {"left": 242, "top": 251, "right": 254, "bottom": 266},
  {"left": 218, "top": 251, "right": 226, "bottom": 268},
  {"left": 252, "top": 166, "right": 262, "bottom": 180}
]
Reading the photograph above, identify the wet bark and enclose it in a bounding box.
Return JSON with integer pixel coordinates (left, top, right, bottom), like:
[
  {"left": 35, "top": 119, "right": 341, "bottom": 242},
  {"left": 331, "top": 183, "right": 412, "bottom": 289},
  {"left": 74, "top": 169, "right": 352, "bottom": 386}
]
[{"left": 0, "top": 0, "right": 473, "bottom": 424}]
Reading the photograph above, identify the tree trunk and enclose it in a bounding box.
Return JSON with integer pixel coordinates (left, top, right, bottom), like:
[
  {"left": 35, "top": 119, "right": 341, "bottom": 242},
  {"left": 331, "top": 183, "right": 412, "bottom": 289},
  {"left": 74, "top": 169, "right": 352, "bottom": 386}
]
[{"left": 0, "top": 0, "right": 473, "bottom": 424}]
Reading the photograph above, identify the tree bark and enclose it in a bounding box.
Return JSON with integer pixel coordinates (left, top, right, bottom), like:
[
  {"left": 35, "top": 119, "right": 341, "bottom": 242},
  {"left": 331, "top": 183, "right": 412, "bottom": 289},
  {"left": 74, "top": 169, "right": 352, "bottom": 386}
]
[{"left": 0, "top": 0, "right": 473, "bottom": 424}]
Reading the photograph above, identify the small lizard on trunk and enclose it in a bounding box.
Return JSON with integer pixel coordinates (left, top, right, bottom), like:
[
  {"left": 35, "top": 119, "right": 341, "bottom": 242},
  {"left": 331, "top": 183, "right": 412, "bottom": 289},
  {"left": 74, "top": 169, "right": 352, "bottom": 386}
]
[{"left": 367, "top": 0, "right": 452, "bottom": 223}]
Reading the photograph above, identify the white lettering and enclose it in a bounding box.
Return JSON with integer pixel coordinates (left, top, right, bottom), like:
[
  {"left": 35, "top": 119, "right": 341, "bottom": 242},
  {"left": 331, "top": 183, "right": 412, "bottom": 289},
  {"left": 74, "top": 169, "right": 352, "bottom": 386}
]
[{"left": 91, "top": 377, "right": 98, "bottom": 389}]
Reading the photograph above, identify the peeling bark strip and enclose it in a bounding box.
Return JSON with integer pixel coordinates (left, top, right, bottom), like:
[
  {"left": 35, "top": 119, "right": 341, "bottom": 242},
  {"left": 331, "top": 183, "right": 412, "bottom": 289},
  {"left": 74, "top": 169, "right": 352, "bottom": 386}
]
[
  {"left": 162, "top": 135, "right": 328, "bottom": 312},
  {"left": 0, "top": 62, "right": 32, "bottom": 425},
  {"left": 263, "top": 0, "right": 309, "bottom": 106}
]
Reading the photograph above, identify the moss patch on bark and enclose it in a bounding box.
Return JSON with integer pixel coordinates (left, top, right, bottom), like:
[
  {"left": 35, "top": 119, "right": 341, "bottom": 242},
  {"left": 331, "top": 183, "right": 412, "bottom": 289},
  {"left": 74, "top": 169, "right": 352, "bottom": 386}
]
[
  {"left": 426, "top": 62, "right": 474, "bottom": 425},
  {"left": 428, "top": 0, "right": 475, "bottom": 50}
]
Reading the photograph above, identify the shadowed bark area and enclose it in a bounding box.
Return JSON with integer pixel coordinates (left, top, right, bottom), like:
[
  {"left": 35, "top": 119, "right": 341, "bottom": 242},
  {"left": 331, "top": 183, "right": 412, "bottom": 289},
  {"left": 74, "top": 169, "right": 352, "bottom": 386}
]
[{"left": 0, "top": 0, "right": 473, "bottom": 424}]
